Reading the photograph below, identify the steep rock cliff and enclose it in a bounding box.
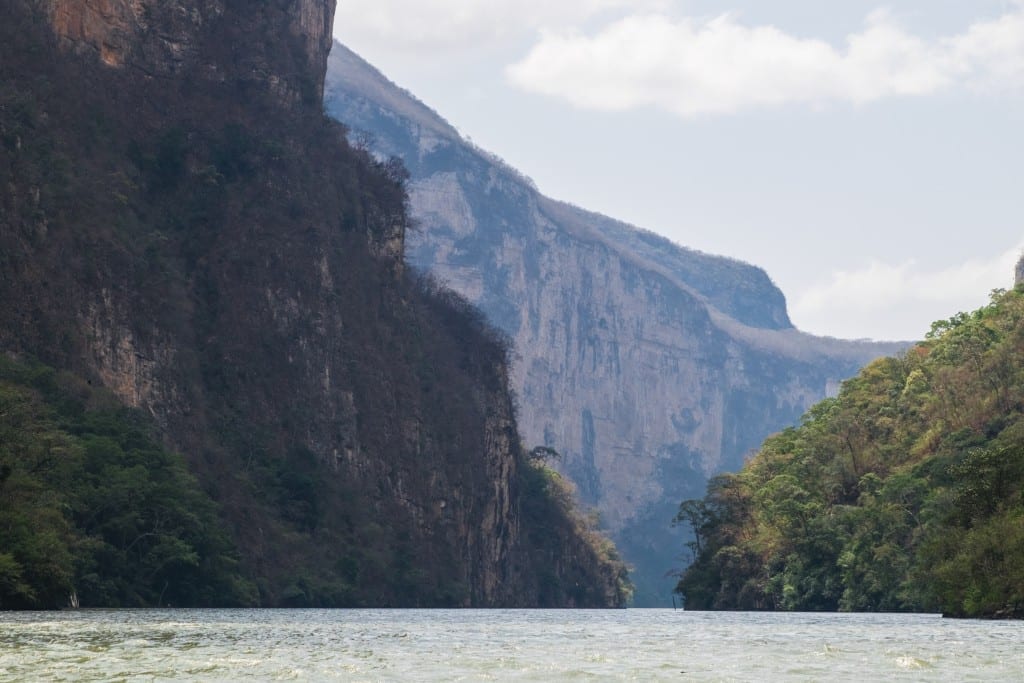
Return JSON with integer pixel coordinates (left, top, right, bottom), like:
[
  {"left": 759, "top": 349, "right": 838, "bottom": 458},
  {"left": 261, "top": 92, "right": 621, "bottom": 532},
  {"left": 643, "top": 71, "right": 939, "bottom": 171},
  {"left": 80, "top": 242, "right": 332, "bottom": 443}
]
[
  {"left": 44, "top": 0, "right": 335, "bottom": 103},
  {"left": 325, "top": 44, "right": 908, "bottom": 605},
  {"left": 0, "top": 0, "right": 627, "bottom": 607}
]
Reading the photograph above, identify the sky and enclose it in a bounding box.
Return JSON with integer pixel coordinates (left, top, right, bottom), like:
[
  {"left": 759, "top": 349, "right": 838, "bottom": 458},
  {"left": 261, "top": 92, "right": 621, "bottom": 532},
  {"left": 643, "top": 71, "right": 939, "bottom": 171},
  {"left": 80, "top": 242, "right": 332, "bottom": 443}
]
[{"left": 333, "top": 1, "right": 1024, "bottom": 341}]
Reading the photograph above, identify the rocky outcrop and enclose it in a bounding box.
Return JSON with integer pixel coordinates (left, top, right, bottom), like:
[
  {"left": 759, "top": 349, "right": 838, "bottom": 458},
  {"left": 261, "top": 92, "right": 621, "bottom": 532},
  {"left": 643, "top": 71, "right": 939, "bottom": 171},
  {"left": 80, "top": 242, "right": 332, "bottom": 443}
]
[
  {"left": 325, "top": 43, "right": 909, "bottom": 605},
  {"left": 1016, "top": 253, "right": 1024, "bottom": 287},
  {"left": 43, "top": 0, "right": 336, "bottom": 102},
  {"left": 47, "top": 0, "right": 146, "bottom": 68}
]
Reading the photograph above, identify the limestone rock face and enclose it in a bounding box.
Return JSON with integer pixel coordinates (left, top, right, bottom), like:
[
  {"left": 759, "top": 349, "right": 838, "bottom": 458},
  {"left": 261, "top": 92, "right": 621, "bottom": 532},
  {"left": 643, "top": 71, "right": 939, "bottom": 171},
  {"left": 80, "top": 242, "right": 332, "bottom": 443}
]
[
  {"left": 326, "top": 44, "right": 910, "bottom": 605},
  {"left": 47, "top": 0, "right": 149, "bottom": 68},
  {"left": 287, "top": 0, "right": 335, "bottom": 76},
  {"left": 43, "top": 0, "right": 336, "bottom": 101},
  {"left": 1016, "top": 254, "right": 1024, "bottom": 287}
]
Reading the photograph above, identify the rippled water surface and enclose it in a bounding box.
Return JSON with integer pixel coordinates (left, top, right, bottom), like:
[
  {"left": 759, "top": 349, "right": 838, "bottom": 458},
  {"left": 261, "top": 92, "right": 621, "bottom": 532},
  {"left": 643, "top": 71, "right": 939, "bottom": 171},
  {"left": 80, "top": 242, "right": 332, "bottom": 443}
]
[{"left": 1, "top": 609, "right": 1021, "bottom": 681}]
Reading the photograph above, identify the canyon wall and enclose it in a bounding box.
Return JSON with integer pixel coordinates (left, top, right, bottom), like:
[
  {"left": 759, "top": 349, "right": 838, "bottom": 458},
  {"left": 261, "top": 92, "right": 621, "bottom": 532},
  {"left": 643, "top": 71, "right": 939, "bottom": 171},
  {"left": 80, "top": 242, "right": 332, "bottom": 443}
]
[
  {"left": 0, "top": 0, "right": 628, "bottom": 606},
  {"left": 325, "top": 44, "right": 908, "bottom": 604}
]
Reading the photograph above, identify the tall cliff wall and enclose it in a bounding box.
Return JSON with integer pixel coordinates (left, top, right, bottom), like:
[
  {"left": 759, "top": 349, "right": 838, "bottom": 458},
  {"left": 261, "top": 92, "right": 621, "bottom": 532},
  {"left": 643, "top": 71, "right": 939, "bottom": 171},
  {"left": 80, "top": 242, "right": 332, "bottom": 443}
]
[
  {"left": 0, "top": 0, "right": 627, "bottom": 606},
  {"left": 325, "top": 44, "right": 909, "bottom": 605}
]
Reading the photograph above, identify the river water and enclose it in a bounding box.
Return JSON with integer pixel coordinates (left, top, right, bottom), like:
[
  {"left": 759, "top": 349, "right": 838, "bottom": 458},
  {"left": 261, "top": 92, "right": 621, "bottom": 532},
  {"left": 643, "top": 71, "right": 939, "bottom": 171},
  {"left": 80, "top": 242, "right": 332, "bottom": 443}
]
[{"left": 1, "top": 609, "right": 1020, "bottom": 681}]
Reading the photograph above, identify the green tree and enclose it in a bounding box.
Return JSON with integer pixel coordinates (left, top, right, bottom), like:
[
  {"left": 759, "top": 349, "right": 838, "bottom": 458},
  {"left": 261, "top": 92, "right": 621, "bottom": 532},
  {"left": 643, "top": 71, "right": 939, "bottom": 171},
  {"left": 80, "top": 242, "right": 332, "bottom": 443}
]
[{"left": 676, "top": 289, "right": 1024, "bottom": 617}]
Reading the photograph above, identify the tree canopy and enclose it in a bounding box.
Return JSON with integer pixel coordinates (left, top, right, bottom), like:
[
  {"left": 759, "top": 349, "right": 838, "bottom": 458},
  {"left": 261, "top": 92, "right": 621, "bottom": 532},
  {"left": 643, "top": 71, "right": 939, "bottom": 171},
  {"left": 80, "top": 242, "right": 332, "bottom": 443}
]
[
  {"left": 676, "top": 288, "right": 1024, "bottom": 618},
  {"left": 0, "top": 355, "right": 255, "bottom": 609}
]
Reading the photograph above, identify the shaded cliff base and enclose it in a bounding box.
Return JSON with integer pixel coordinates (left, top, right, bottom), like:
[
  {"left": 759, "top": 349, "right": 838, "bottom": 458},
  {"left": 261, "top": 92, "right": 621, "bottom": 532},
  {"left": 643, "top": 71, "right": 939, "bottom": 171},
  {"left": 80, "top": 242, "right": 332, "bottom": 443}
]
[{"left": 0, "top": 354, "right": 630, "bottom": 609}]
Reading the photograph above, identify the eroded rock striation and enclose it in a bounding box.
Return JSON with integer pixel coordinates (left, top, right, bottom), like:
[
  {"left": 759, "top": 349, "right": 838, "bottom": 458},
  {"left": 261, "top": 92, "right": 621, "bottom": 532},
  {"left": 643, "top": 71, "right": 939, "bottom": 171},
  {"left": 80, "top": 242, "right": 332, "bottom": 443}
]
[
  {"left": 44, "top": 0, "right": 335, "bottom": 102},
  {"left": 325, "top": 44, "right": 909, "bottom": 605}
]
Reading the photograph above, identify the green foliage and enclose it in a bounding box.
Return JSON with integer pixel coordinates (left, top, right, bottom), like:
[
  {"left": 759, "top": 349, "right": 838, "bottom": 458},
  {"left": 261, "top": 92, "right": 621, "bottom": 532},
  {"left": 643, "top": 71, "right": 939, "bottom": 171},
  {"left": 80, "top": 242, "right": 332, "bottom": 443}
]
[
  {"left": 518, "top": 448, "right": 632, "bottom": 607},
  {"left": 677, "top": 289, "right": 1024, "bottom": 618},
  {"left": 0, "top": 356, "right": 255, "bottom": 609}
]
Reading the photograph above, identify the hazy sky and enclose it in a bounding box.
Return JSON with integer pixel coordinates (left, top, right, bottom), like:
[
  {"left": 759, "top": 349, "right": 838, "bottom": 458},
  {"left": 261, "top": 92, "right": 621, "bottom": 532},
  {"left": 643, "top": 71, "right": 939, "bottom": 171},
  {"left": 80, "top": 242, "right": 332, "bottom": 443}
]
[{"left": 333, "top": 1, "right": 1024, "bottom": 341}]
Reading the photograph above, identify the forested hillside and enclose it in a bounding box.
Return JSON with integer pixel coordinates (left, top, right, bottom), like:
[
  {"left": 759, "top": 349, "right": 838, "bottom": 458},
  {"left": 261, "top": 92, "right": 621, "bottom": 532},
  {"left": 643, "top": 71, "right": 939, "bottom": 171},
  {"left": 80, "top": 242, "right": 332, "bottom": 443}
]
[{"left": 676, "top": 288, "right": 1024, "bottom": 618}]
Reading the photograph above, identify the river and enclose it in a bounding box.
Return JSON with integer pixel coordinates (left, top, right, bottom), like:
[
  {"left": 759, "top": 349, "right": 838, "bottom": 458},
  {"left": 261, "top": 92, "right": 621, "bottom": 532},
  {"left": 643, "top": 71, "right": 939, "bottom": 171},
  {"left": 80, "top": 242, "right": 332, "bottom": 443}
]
[{"left": 1, "top": 609, "right": 1021, "bottom": 681}]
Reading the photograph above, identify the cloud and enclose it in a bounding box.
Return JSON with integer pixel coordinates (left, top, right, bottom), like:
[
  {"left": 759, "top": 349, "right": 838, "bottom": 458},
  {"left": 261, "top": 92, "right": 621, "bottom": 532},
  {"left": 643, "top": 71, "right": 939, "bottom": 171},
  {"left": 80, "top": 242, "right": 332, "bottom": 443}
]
[
  {"left": 506, "top": 9, "right": 1024, "bottom": 116},
  {"left": 790, "top": 245, "right": 1024, "bottom": 341},
  {"left": 333, "top": 0, "right": 665, "bottom": 53}
]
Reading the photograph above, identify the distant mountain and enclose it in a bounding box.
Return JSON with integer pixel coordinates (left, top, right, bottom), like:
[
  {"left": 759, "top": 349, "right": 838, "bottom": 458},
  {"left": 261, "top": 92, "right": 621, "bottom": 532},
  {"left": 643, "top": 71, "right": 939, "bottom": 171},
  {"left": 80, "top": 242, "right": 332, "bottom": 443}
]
[{"left": 325, "top": 44, "right": 909, "bottom": 605}]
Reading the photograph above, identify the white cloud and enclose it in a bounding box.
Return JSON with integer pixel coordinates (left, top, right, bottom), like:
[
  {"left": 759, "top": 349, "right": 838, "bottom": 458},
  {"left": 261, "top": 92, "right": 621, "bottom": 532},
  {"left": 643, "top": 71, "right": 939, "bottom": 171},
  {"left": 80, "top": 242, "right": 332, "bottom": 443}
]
[
  {"left": 790, "top": 245, "right": 1024, "bottom": 341},
  {"left": 333, "top": 0, "right": 666, "bottom": 53},
  {"left": 506, "top": 9, "right": 1024, "bottom": 116}
]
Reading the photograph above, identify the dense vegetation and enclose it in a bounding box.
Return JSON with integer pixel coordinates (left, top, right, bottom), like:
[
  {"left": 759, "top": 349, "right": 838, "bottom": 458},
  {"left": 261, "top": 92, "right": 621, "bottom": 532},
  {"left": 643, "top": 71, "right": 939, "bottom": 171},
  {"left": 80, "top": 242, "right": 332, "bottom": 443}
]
[
  {"left": 0, "top": 355, "right": 254, "bottom": 609},
  {"left": 676, "top": 288, "right": 1024, "bottom": 618},
  {"left": 0, "top": 0, "right": 630, "bottom": 608},
  {"left": 517, "top": 448, "right": 632, "bottom": 607}
]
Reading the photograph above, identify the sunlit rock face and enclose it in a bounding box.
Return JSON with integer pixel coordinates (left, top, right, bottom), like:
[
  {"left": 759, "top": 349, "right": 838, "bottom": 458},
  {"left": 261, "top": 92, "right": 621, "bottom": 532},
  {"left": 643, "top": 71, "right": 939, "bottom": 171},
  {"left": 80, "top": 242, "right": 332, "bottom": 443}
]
[
  {"left": 44, "top": 0, "right": 336, "bottom": 102},
  {"left": 325, "top": 44, "right": 910, "bottom": 605}
]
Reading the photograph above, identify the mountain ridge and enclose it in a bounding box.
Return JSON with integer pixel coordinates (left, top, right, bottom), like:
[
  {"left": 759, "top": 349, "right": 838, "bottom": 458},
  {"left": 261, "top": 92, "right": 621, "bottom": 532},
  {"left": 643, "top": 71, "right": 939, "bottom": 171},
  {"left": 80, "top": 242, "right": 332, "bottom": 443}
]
[{"left": 328, "top": 43, "right": 797, "bottom": 333}]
